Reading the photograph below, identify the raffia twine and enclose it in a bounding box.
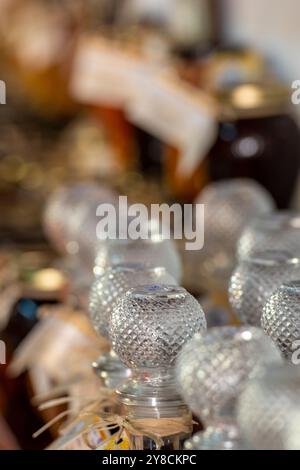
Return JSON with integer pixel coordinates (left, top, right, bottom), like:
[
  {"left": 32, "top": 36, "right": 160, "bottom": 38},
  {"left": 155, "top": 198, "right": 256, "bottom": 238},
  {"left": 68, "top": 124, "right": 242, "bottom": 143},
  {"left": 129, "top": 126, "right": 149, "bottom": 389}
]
[
  {"left": 86, "top": 414, "right": 193, "bottom": 450},
  {"left": 32, "top": 387, "right": 117, "bottom": 439},
  {"left": 33, "top": 390, "right": 194, "bottom": 450}
]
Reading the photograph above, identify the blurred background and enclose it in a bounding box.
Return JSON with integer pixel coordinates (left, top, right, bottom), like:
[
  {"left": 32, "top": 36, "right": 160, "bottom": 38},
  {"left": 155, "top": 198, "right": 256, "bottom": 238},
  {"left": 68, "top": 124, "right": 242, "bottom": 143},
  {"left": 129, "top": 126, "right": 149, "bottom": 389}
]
[
  {"left": 0, "top": 0, "right": 300, "bottom": 450},
  {"left": 0, "top": 0, "right": 300, "bottom": 246}
]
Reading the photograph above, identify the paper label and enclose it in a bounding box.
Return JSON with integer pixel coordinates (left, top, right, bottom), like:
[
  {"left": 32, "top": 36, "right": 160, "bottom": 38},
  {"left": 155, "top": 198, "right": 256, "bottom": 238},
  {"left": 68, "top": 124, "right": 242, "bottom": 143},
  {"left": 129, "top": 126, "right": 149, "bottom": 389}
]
[
  {"left": 68, "top": 376, "right": 102, "bottom": 416},
  {"left": 10, "top": 314, "right": 98, "bottom": 382},
  {"left": 60, "top": 435, "right": 91, "bottom": 451},
  {"left": 60, "top": 429, "right": 111, "bottom": 451},
  {"left": 127, "top": 73, "right": 217, "bottom": 176},
  {"left": 70, "top": 35, "right": 217, "bottom": 177},
  {"left": 29, "top": 366, "right": 53, "bottom": 397},
  {"left": 48, "top": 418, "right": 111, "bottom": 451},
  {"left": 35, "top": 322, "right": 92, "bottom": 382},
  {"left": 71, "top": 37, "right": 156, "bottom": 108},
  {"left": 97, "top": 433, "right": 130, "bottom": 451}
]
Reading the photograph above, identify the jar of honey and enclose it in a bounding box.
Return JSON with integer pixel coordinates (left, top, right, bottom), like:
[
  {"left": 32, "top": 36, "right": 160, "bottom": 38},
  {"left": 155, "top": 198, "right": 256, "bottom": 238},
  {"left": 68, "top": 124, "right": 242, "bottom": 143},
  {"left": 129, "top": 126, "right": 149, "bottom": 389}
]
[{"left": 208, "top": 83, "right": 300, "bottom": 209}]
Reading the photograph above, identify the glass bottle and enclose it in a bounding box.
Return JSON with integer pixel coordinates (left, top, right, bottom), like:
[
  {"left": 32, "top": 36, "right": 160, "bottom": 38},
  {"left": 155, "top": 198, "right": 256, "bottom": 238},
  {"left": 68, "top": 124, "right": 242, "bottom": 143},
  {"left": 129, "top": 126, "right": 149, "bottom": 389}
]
[
  {"left": 237, "top": 363, "right": 300, "bottom": 450},
  {"left": 176, "top": 326, "right": 281, "bottom": 450},
  {"left": 262, "top": 280, "right": 300, "bottom": 362},
  {"left": 89, "top": 263, "right": 177, "bottom": 390},
  {"left": 110, "top": 285, "right": 207, "bottom": 450},
  {"left": 43, "top": 182, "right": 117, "bottom": 262},
  {"left": 208, "top": 83, "right": 300, "bottom": 209},
  {"left": 237, "top": 212, "right": 300, "bottom": 261},
  {"left": 94, "top": 228, "right": 182, "bottom": 283},
  {"left": 229, "top": 250, "right": 300, "bottom": 326},
  {"left": 181, "top": 178, "right": 274, "bottom": 320},
  {"left": 194, "top": 178, "right": 274, "bottom": 295}
]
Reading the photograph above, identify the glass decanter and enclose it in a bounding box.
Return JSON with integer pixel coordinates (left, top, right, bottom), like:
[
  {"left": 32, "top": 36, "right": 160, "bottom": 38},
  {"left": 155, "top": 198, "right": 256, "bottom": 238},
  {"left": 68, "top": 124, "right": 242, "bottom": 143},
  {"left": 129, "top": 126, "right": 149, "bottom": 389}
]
[
  {"left": 89, "top": 264, "right": 177, "bottom": 389},
  {"left": 94, "top": 230, "right": 182, "bottom": 283},
  {"left": 43, "top": 182, "right": 117, "bottom": 264},
  {"left": 237, "top": 363, "right": 300, "bottom": 450},
  {"left": 237, "top": 212, "right": 300, "bottom": 261},
  {"left": 229, "top": 250, "right": 300, "bottom": 326},
  {"left": 262, "top": 280, "right": 300, "bottom": 362},
  {"left": 194, "top": 178, "right": 275, "bottom": 293},
  {"left": 110, "top": 285, "right": 207, "bottom": 450},
  {"left": 176, "top": 326, "right": 281, "bottom": 450}
]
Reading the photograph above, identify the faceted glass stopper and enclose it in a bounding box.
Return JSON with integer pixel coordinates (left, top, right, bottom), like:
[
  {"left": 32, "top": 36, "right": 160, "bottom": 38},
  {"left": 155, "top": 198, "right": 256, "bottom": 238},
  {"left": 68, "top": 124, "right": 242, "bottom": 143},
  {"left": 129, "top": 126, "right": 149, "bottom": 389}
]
[
  {"left": 176, "top": 326, "right": 280, "bottom": 425},
  {"left": 229, "top": 250, "right": 300, "bottom": 326},
  {"left": 238, "top": 212, "right": 300, "bottom": 261},
  {"left": 262, "top": 280, "right": 300, "bottom": 362},
  {"left": 194, "top": 179, "right": 274, "bottom": 289},
  {"left": 110, "top": 285, "right": 207, "bottom": 369},
  {"left": 94, "top": 234, "right": 182, "bottom": 283},
  {"left": 44, "top": 182, "right": 117, "bottom": 257},
  {"left": 89, "top": 263, "right": 177, "bottom": 339},
  {"left": 237, "top": 364, "right": 300, "bottom": 450}
]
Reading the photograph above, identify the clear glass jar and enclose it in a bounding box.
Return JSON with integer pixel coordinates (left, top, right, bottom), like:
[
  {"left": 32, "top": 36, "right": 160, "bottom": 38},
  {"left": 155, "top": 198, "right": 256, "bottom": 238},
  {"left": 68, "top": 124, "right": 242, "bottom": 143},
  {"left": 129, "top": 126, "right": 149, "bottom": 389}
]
[{"left": 117, "top": 371, "right": 192, "bottom": 450}]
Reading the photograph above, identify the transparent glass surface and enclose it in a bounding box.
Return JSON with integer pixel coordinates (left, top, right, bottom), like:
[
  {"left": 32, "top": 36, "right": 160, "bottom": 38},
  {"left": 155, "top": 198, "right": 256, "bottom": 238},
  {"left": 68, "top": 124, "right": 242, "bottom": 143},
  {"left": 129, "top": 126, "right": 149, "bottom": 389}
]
[
  {"left": 238, "top": 212, "right": 300, "bottom": 260},
  {"left": 110, "top": 286, "right": 206, "bottom": 450},
  {"left": 94, "top": 235, "right": 182, "bottom": 283},
  {"left": 229, "top": 250, "right": 300, "bottom": 326},
  {"left": 89, "top": 264, "right": 177, "bottom": 339},
  {"left": 43, "top": 182, "right": 117, "bottom": 260},
  {"left": 176, "top": 326, "right": 281, "bottom": 449},
  {"left": 110, "top": 285, "right": 206, "bottom": 370},
  {"left": 127, "top": 429, "right": 191, "bottom": 451},
  {"left": 92, "top": 350, "right": 132, "bottom": 390},
  {"left": 89, "top": 264, "right": 176, "bottom": 389},
  {"left": 237, "top": 364, "right": 300, "bottom": 450},
  {"left": 262, "top": 280, "right": 300, "bottom": 361},
  {"left": 185, "top": 426, "right": 246, "bottom": 450},
  {"left": 194, "top": 179, "right": 275, "bottom": 291}
]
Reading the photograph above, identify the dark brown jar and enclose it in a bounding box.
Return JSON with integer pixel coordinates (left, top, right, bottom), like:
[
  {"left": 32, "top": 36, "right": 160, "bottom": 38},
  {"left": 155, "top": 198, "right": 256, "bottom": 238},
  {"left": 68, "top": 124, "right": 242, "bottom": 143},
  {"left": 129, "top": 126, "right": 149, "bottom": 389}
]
[{"left": 208, "top": 83, "right": 300, "bottom": 209}]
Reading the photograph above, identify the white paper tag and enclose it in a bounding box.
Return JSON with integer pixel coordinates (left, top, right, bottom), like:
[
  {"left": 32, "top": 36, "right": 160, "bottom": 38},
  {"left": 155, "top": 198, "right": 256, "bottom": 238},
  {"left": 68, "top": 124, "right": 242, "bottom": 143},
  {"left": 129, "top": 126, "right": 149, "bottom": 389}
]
[
  {"left": 70, "top": 35, "right": 217, "bottom": 177},
  {"left": 29, "top": 366, "right": 53, "bottom": 398},
  {"left": 9, "top": 314, "right": 98, "bottom": 382},
  {"left": 48, "top": 418, "right": 111, "bottom": 451},
  {"left": 59, "top": 435, "right": 91, "bottom": 451},
  {"left": 35, "top": 322, "right": 92, "bottom": 383},
  {"left": 9, "top": 316, "right": 61, "bottom": 377},
  {"left": 127, "top": 73, "right": 217, "bottom": 176},
  {"left": 70, "top": 37, "right": 156, "bottom": 108},
  {"left": 48, "top": 420, "right": 91, "bottom": 450},
  {"left": 68, "top": 376, "right": 102, "bottom": 416}
]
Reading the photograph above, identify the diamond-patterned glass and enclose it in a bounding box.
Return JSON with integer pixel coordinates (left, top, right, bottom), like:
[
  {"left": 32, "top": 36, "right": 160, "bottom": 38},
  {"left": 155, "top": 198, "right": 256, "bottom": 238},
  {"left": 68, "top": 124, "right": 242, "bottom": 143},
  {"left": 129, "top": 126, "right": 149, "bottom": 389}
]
[
  {"left": 95, "top": 236, "right": 182, "bottom": 283},
  {"left": 110, "top": 285, "right": 207, "bottom": 369},
  {"left": 176, "top": 326, "right": 280, "bottom": 425},
  {"left": 238, "top": 212, "right": 300, "bottom": 260},
  {"left": 262, "top": 280, "right": 300, "bottom": 361},
  {"left": 44, "top": 182, "right": 117, "bottom": 258},
  {"left": 89, "top": 264, "right": 177, "bottom": 339},
  {"left": 237, "top": 364, "right": 300, "bottom": 450},
  {"left": 195, "top": 179, "right": 274, "bottom": 290},
  {"left": 229, "top": 250, "right": 300, "bottom": 326}
]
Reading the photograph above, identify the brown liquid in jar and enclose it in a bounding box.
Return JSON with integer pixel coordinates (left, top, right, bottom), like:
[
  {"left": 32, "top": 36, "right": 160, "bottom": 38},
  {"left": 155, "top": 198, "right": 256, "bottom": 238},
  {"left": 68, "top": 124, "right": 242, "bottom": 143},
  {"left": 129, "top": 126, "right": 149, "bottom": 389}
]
[{"left": 209, "top": 85, "right": 300, "bottom": 209}]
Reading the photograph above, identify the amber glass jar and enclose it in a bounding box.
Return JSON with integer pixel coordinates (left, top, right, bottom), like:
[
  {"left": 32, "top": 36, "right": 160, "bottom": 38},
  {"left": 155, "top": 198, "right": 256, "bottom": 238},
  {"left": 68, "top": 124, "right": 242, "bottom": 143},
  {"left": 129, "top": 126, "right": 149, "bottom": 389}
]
[{"left": 208, "top": 83, "right": 300, "bottom": 209}]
